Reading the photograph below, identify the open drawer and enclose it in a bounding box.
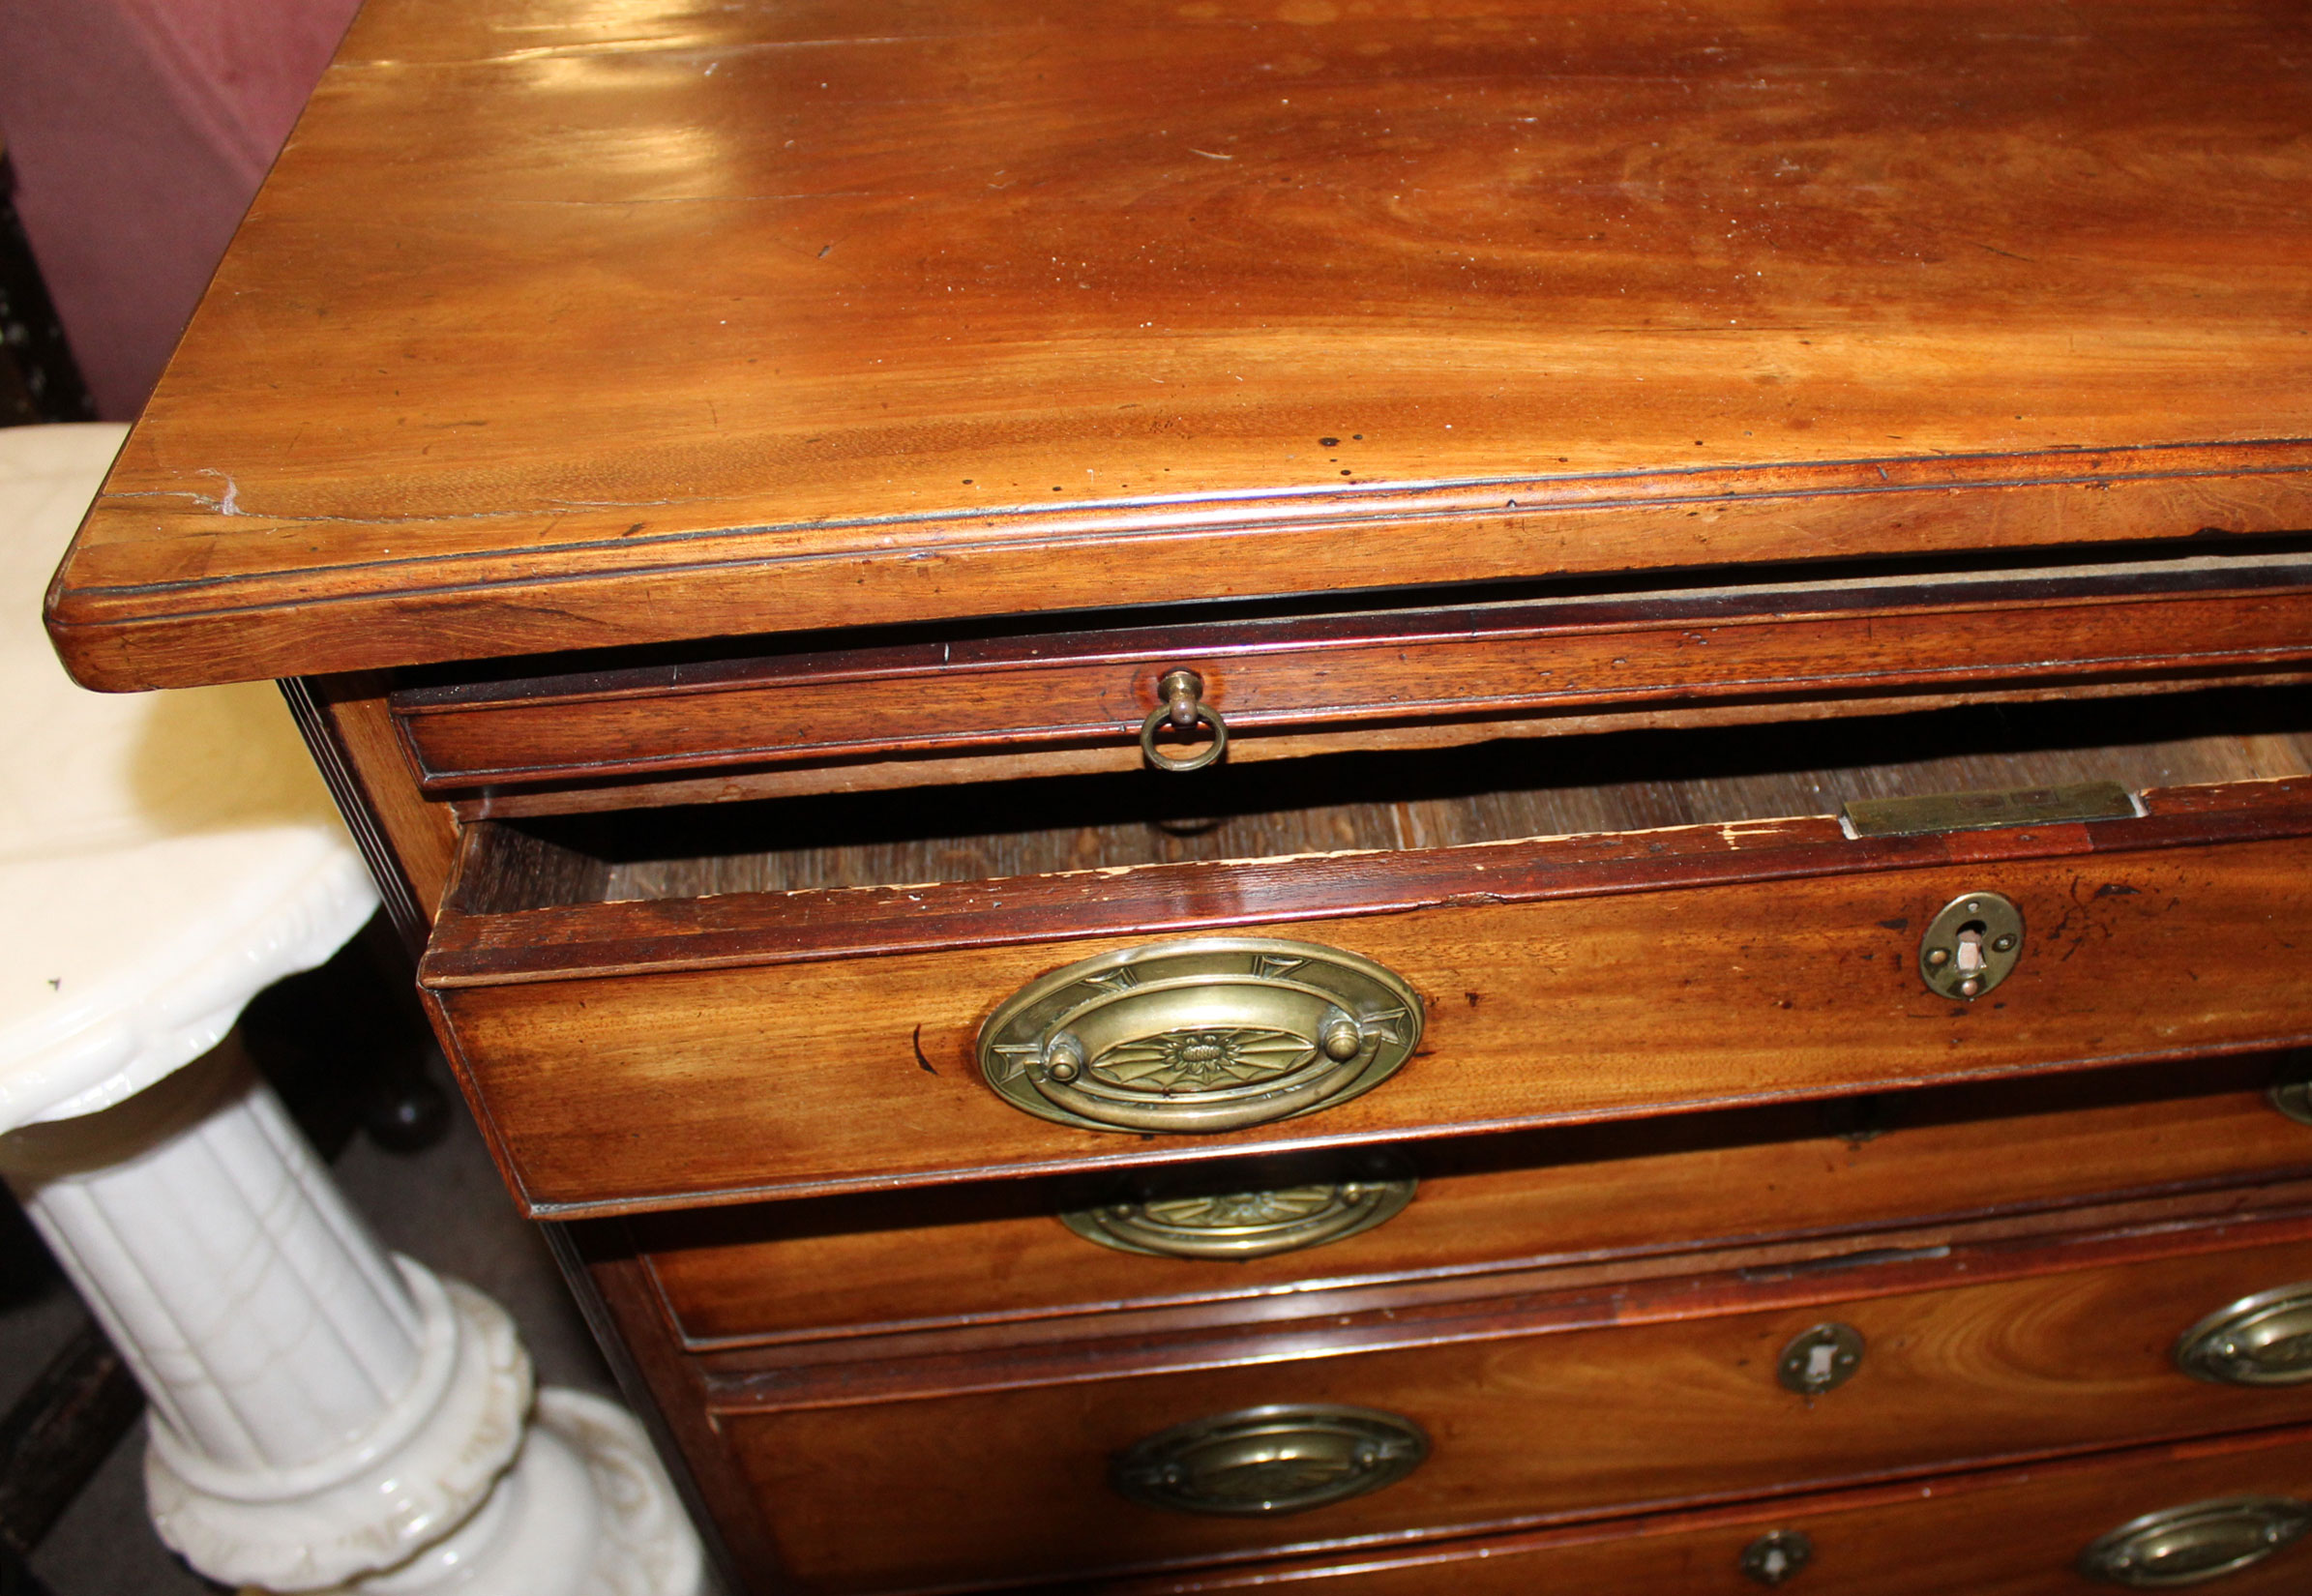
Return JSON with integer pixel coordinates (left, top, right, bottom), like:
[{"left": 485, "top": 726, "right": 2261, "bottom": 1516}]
[
  {"left": 418, "top": 692, "right": 2312, "bottom": 1216},
  {"left": 391, "top": 544, "right": 2312, "bottom": 813}
]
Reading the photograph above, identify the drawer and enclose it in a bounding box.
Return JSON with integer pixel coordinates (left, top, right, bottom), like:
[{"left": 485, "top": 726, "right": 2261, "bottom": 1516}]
[
  {"left": 391, "top": 547, "right": 2312, "bottom": 812},
  {"left": 1114, "top": 1424, "right": 2312, "bottom": 1596},
  {"left": 419, "top": 695, "right": 2312, "bottom": 1215},
  {"left": 637, "top": 1054, "right": 2312, "bottom": 1348},
  {"left": 702, "top": 1221, "right": 2312, "bottom": 1593}
]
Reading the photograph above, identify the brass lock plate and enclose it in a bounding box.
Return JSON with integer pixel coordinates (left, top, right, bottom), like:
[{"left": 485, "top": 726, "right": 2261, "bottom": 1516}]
[
  {"left": 978, "top": 937, "right": 1423, "bottom": 1135},
  {"left": 1918, "top": 891, "right": 2024, "bottom": 1000},
  {"left": 1843, "top": 780, "right": 2138, "bottom": 839},
  {"left": 1060, "top": 1151, "right": 1418, "bottom": 1259}
]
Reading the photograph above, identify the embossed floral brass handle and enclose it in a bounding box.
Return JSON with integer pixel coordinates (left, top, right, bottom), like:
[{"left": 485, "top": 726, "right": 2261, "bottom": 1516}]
[
  {"left": 2078, "top": 1496, "right": 2312, "bottom": 1586},
  {"left": 1112, "top": 1404, "right": 1429, "bottom": 1516},
  {"left": 977, "top": 937, "right": 1424, "bottom": 1134},
  {"left": 2175, "top": 1284, "right": 2312, "bottom": 1385},
  {"left": 1060, "top": 1151, "right": 1418, "bottom": 1258}
]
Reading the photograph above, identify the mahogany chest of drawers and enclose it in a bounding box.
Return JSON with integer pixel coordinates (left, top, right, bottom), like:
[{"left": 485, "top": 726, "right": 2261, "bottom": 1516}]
[{"left": 44, "top": 0, "right": 2312, "bottom": 1590}]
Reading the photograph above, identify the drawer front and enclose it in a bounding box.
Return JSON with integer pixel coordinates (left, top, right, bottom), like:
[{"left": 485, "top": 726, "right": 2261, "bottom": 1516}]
[
  {"left": 427, "top": 817, "right": 2312, "bottom": 1213},
  {"left": 715, "top": 1233, "right": 2312, "bottom": 1593},
  {"left": 1119, "top": 1426, "right": 2312, "bottom": 1596},
  {"left": 641, "top": 1057, "right": 2312, "bottom": 1347},
  {"left": 393, "top": 563, "right": 2312, "bottom": 803}
]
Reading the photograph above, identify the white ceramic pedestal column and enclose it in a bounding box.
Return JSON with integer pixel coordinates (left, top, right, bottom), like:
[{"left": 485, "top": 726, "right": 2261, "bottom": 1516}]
[
  {"left": 0, "top": 1038, "right": 699, "bottom": 1595},
  {"left": 1, "top": 424, "right": 704, "bottom": 1596}
]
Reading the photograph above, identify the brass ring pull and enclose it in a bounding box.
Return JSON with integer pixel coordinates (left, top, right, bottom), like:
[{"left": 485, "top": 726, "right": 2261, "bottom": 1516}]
[
  {"left": 1141, "top": 668, "right": 1228, "bottom": 772},
  {"left": 2078, "top": 1496, "right": 2312, "bottom": 1586},
  {"left": 1112, "top": 1404, "right": 1429, "bottom": 1516},
  {"left": 978, "top": 937, "right": 1423, "bottom": 1134},
  {"left": 2175, "top": 1283, "right": 2312, "bottom": 1385}
]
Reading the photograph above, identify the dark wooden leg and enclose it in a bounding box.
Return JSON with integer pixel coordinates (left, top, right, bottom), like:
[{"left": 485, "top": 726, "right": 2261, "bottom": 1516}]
[
  {"left": 0, "top": 1542, "right": 55, "bottom": 1596},
  {"left": 0, "top": 1319, "right": 142, "bottom": 1568}
]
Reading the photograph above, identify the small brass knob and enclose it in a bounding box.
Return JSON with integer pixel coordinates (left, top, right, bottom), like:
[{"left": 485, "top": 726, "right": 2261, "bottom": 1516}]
[
  {"left": 1164, "top": 669, "right": 1199, "bottom": 728},
  {"left": 1044, "top": 1031, "right": 1086, "bottom": 1083}
]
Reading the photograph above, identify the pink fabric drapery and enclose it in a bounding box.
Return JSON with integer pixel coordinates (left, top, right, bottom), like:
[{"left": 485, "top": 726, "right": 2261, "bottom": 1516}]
[{"left": 0, "top": 0, "right": 360, "bottom": 419}]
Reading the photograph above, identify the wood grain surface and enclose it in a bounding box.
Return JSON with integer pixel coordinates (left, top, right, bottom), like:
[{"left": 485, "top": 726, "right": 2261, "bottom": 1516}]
[
  {"left": 388, "top": 555, "right": 2312, "bottom": 794},
  {"left": 1101, "top": 1425, "right": 2312, "bottom": 1596},
  {"left": 45, "top": 0, "right": 2312, "bottom": 688},
  {"left": 636, "top": 1057, "right": 2312, "bottom": 1348},
  {"left": 568, "top": 1237, "right": 790, "bottom": 1591},
  {"left": 712, "top": 1232, "right": 2312, "bottom": 1592},
  {"left": 427, "top": 806, "right": 2312, "bottom": 1212}
]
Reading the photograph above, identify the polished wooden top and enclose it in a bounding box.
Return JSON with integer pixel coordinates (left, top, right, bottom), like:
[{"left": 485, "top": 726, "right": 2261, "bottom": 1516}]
[{"left": 46, "top": 0, "right": 2312, "bottom": 689}]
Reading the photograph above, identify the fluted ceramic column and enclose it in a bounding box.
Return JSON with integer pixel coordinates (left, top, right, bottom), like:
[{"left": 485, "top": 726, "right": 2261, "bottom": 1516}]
[
  {"left": 0, "top": 1037, "right": 701, "bottom": 1594},
  {"left": 1, "top": 424, "right": 704, "bottom": 1596}
]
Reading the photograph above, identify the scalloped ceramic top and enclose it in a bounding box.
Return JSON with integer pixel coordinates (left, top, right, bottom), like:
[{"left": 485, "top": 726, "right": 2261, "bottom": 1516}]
[{"left": 1, "top": 425, "right": 376, "bottom": 1132}]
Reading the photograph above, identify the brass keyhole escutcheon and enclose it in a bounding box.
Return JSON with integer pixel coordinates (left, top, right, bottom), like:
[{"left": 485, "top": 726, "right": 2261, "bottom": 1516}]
[
  {"left": 1777, "top": 1322, "right": 1865, "bottom": 1396},
  {"left": 1740, "top": 1529, "right": 1815, "bottom": 1586},
  {"left": 1918, "top": 891, "right": 2024, "bottom": 1000}
]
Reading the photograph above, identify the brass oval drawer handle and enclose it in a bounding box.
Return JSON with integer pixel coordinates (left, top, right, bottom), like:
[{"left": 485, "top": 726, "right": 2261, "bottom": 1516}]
[
  {"left": 978, "top": 937, "right": 1424, "bottom": 1134},
  {"left": 2268, "top": 1069, "right": 2312, "bottom": 1126},
  {"left": 1112, "top": 1404, "right": 1428, "bottom": 1516},
  {"left": 2176, "top": 1284, "right": 2312, "bottom": 1385},
  {"left": 1060, "top": 1151, "right": 1418, "bottom": 1259},
  {"left": 1141, "top": 668, "right": 1228, "bottom": 772},
  {"left": 2079, "top": 1496, "right": 2312, "bottom": 1586}
]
